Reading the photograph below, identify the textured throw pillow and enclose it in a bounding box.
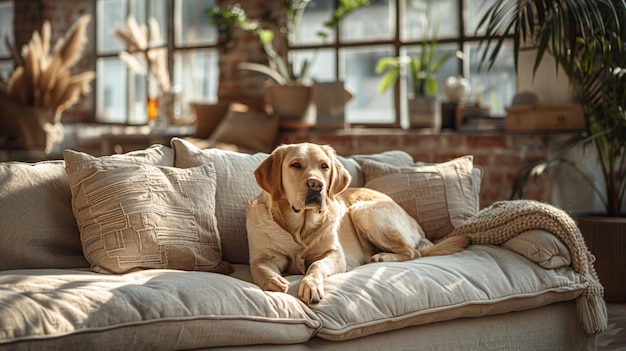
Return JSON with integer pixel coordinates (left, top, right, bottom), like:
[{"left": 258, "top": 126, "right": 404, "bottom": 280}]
[
  {"left": 361, "top": 156, "right": 478, "bottom": 241},
  {"left": 502, "top": 229, "right": 571, "bottom": 269},
  {"left": 63, "top": 149, "right": 232, "bottom": 274},
  {"left": 171, "top": 137, "right": 268, "bottom": 264},
  {"left": 209, "top": 102, "right": 280, "bottom": 153}
]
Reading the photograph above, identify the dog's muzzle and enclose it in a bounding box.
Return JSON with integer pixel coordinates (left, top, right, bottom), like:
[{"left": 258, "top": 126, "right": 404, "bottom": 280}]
[{"left": 304, "top": 178, "right": 324, "bottom": 210}]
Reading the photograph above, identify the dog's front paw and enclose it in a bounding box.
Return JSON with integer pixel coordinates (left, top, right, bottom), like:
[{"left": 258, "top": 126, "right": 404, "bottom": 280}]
[
  {"left": 298, "top": 275, "right": 324, "bottom": 304},
  {"left": 263, "top": 275, "right": 290, "bottom": 293}
]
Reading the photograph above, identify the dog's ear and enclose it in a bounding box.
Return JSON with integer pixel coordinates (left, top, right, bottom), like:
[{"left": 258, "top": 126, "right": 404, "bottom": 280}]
[
  {"left": 254, "top": 148, "right": 284, "bottom": 201},
  {"left": 322, "top": 145, "right": 351, "bottom": 198}
]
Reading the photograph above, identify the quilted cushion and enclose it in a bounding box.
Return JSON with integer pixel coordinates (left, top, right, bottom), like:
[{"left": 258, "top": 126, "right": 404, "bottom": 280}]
[
  {"left": 0, "top": 268, "right": 320, "bottom": 349},
  {"left": 0, "top": 144, "right": 174, "bottom": 270},
  {"left": 64, "top": 149, "right": 231, "bottom": 274},
  {"left": 304, "top": 245, "right": 587, "bottom": 341},
  {"left": 360, "top": 156, "right": 480, "bottom": 241}
]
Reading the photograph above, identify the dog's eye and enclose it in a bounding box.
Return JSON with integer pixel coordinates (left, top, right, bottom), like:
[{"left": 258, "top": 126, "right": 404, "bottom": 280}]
[
  {"left": 291, "top": 162, "right": 301, "bottom": 169},
  {"left": 321, "top": 163, "right": 329, "bottom": 170}
]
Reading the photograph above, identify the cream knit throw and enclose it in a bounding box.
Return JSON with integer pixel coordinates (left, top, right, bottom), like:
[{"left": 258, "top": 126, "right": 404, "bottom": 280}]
[{"left": 447, "top": 199, "right": 607, "bottom": 335}]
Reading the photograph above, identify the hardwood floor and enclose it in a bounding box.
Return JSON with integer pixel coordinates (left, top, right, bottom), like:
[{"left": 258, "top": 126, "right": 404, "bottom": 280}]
[{"left": 598, "top": 303, "right": 626, "bottom": 350}]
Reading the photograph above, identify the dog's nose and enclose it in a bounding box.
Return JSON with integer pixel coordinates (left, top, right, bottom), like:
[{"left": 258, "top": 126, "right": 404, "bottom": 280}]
[{"left": 307, "top": 178, "right": 323, "bottom": 192}]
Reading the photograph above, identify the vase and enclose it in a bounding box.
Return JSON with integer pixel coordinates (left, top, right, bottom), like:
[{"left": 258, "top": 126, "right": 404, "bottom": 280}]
[{"left": 443, "top": 76, "right": 471, "bottom": 102}]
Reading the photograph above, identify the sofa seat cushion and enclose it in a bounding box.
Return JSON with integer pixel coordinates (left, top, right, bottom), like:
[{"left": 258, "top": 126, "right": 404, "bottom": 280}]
[
  {"left": 0, "top": 269, "right": 321, "bottom": 350},
  {"left": 304, "top": 244, "right": 587, "bottom": 341}
]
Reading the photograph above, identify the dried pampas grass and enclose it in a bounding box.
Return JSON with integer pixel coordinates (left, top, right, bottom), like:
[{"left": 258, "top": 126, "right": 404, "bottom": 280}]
[
  {"left": 115, "top": 15, "right": 171, "bottom": 92},
  {"left": 1, "top": 15, "right": 95, "bottom": 114}
]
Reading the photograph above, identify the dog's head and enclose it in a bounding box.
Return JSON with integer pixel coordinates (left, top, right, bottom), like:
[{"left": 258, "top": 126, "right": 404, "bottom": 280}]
[{"left": 254, "top": 143, "right": 351, "bottom": 213}]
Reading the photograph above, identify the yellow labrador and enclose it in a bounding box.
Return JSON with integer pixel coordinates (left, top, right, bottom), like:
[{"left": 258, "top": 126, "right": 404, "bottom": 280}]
[{"left": 246, "top": 143, "right": 470, "bottom": 304}]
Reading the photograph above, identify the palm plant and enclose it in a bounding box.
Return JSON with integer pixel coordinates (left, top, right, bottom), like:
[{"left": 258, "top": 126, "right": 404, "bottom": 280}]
[{"left": 477, "top": 0, "right": 626, "bottom": 217}]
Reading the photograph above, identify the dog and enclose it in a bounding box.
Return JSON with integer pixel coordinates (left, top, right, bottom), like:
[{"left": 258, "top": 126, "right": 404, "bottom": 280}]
[{"left": 246, "top": 143, "right": 470, "bottom": 304}]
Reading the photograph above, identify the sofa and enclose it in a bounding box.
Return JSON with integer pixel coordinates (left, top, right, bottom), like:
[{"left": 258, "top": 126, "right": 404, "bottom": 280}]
[{"left": 0, "top": 137, "right": 607, "bottom": 350}]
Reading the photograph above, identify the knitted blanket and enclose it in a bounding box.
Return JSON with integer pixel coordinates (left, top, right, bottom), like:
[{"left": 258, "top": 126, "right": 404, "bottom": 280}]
[{"left": 447, "top": 199, "right": 607, "bottom": 335}]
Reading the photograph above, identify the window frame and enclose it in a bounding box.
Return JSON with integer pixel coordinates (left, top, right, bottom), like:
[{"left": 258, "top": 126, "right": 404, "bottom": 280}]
[
  {"left": 290, "top": 0, "right": 514, "bottom": 128},
  {"left": 94, "top": 0, "right": 219, "bottom": 125}
]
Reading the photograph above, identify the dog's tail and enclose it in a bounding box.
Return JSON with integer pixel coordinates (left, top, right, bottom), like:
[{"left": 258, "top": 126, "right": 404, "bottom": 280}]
[{"left": 418, "top": 236, "right": 470, "bottom": 258}]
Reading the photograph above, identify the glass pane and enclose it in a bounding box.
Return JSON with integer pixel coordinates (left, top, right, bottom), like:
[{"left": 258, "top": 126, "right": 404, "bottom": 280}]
[
  {"left": 0, "top": 1, "right": 14, "bottom": 57},
  {"left": 467, "top": 0, "right": 500, "bottom": 36},
  {"left": 292, "top": 49, "right": 336, "bottom": 82},
  {"left": 0, "top": 60, "right": 12, "bottom": 81},
  {"left": 96, "top": 57, "right": 128, "bottom": 123},
  {"left": 467, "top": 42, "right": 516, "bottom": 116},
  {"left": 98, "top": 0, "right": 126, "bottom": 53},
  {"left": 402, "top": 43, "right": 460, "bottom": 98},
  {"left": 402, "top": 0, "right": 458, "bottom": 40},
  {"left": 173, "top": 49, "right": 219, "bottom": 111},
  {"left": 148, "top": 0, "right": 168, "bottom": 47},
  {"left": 175, "top": 0, "right": 217, "bottom": 46},
  {"left": 341, "top": 0, "right": 392, "bottom": 42},
  {"left": 296, "top": 0, "right": 335, "bottom": 45},
  {"left": 344, "top": 46, "right": 395, "bottom": 124}
]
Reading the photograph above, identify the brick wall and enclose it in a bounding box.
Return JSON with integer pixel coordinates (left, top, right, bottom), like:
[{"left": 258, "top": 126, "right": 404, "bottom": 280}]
[{"left": 279, "top": 130, "right": 555, "bottom": 208}]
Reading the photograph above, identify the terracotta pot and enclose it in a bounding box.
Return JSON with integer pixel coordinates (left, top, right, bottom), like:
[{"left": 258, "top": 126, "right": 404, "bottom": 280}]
[
  {"left": 264, "top": 83, "right": 314, "bottom": 130},
  {"left": 576, "top": 215, "right": 626, "bottom": 302},
  {"left": 408, "top": 96, "right": 441, "bottom": 130}
]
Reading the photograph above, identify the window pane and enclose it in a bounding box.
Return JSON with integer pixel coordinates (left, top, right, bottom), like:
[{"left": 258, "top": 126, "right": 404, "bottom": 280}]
[
  {"left": 0, "top": 1, "right": 13, "bottom": 58},
  {"left": 295, "top": 0, "right": 335, "bottom": 45},
  {"left": 98, "top": 0, "right": 126, "bottom": 53},
  {"left": 173, "top": 49, "right": 219, "bottom": 110},
  {"left": 175, "top": 0, "right": 217, "bottom": 46},
  {"left": 467, "top": 0, "right": 501, "bottom": 36},
  {"left": 341, "top": 0, "right": 392, "bottom": 42},
  {"left": 344, "top": 46, "right": 395, "bottom": 124},
  {"left": 292, "top": 49, "right": 336, "bottom": 82},
  {"left": 402, "top": 43, "right": 459, "bottom": 98},
  {"left": 0, "top": 60, "right": 12, "bottom": 81},
  {"left": 96, "top": 57, "right": 128, "bottom": 123},
  {"left": 148, "top": 0, "right": 168, "bottom": 47},
  {"left": 467, "top": 42, "right": 516, "bottom": 116},
  {"left": 402, "top": 0, "right": 458, "bottom": 40}
]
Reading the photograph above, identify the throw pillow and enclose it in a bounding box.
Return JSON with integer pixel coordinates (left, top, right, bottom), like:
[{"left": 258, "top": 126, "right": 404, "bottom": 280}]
[
  {"left": 501, "top": 229, "right": 571, "bottom": 269},
  {"left": 209, "top": 102, "right": 280, "bottom": 153},
  {"left": 361, "top": 156, "right": 478, "bottom": 241},
  {"left": 63, "top": 149, "right": 232, "bottom": 274},
  {"left": 171, "top": 137, "right": 268, "bottom": 264}
]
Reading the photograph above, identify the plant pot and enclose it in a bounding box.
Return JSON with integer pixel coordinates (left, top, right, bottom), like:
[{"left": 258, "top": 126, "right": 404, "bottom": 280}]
[
  {"left": 575, "top": 215, "right": 626, "bottom": 302},
  {"left": 264, "top": 83, "right": 314, "bottom": 130},
  {"left": 408, "top": 96, "right": 441, "bottom": 130}
]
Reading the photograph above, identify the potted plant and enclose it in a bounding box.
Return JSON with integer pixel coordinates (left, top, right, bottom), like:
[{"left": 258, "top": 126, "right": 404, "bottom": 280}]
[
  {"left": 375, "top": 23, "right": 453, "bottom": 129},
  {"left": 0, "top": 15, "right": 94, "bottom": 154},
  {"left": 477, "top": 0, "right": 626, "bottom": 300},
  {"left": 208, "top": 1, "right": 369, "bottom": 129}
]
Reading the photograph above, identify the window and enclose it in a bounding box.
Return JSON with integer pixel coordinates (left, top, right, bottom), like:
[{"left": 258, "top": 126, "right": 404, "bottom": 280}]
[
  {"left": 95, "top": 0, "right": 219, "bottom": 124},
  {"left": 0, "top": 1, "right": 14, "bottom": 82},
  {"left": 293, "top": 0, "right": 516, "bottom": 127}
]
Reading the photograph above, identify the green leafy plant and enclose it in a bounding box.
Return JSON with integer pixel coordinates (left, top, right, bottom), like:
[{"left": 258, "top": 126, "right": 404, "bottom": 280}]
[
  {"left": 208, "top": 0, "right": 370, "bottom": 85},
  {"left": 477, "top": 0, "right": 626, "bottom": 216},
  {"left": 375, "top": 23, "right": 453, "bottom": 97}
]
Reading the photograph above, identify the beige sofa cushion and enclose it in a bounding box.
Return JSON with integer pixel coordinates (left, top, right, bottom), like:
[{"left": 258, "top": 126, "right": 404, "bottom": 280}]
[
  {"left": 0, "top": 268, "right": 320, "bottom": 349},
  {"left": 64, "top": 149, "right": 231, "bottom": 274},
  {"left": 361, "top": 156, "right": 480, "bottom": 241},
  {"left": 305, "top": 245, "right": 587, "bottom": 341},
  {"left": 172, "top": 138, "right": 268, "bottom": 264},
  {"left": 502, "top": 229, "right": 571, "bottom": 269},
  {"left": 0, "top": 144, "right": 174, "bottom": 271}
]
